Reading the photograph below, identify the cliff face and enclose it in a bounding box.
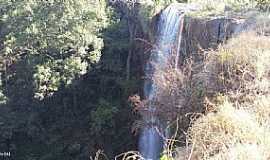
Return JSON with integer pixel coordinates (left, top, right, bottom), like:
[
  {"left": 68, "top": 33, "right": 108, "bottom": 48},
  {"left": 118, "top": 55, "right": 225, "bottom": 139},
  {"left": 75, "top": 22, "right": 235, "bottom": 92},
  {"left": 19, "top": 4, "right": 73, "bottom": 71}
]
[
  {"left": 0, "top": 2, "right": 260, "bottom": 160},
  {"left": 134, "top": 3, "right": 251, "bottom": 153},
  {"left": 182, "top": 17, "right": 244, "bottom": 55},
  {"left": 147, "top": 4, "right": 249, "bottom": 68}
]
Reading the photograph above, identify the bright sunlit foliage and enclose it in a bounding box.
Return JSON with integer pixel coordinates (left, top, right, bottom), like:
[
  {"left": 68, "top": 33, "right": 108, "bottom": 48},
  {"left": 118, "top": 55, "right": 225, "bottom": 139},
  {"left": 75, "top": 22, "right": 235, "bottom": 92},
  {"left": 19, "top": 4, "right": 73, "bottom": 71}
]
[{"left": 0, "top": 0, "right": 111, "bottom": 99}]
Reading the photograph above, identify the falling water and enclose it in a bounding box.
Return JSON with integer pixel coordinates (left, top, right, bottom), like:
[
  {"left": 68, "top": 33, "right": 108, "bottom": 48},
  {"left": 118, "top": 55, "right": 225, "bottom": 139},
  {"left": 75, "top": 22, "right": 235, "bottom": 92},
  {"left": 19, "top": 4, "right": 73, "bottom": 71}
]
[{"left": 139, "top": 4, "right": 186, "bottom": 160}]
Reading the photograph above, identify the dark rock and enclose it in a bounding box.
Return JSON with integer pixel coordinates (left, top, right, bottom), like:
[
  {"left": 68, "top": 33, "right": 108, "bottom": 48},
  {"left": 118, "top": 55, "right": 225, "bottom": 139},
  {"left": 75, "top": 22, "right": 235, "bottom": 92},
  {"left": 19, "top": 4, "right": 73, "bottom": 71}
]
[
  {"left": 182, "top": 16, "right": 246, "bottom": 56},
  {"left": 149, "top": 3, "right": 247, "bottom": 63}
]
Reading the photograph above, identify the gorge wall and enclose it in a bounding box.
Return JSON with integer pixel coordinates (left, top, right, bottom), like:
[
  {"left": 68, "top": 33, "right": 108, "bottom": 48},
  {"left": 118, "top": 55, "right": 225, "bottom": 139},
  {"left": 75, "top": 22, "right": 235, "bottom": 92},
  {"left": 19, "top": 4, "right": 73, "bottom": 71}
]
[{"left": 137, "top": 3, "right": 248, "bottom": 159}]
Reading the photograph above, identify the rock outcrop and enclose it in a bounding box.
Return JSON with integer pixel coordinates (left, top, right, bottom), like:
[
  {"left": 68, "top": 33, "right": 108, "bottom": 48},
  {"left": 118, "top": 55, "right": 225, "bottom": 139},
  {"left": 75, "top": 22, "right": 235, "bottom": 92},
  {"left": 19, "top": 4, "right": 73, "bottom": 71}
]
[
  {"left": 150, "top": 3, "right": 249, "bottom": 63},
  {"left": 182, "top": 17, "right": 245, "bottom": 55}
]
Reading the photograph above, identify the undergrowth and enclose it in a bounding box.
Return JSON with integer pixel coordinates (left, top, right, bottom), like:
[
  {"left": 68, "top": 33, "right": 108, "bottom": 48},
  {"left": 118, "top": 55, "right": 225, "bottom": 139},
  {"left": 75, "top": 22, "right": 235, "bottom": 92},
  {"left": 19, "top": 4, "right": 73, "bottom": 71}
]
[
  {"left": 183, "top": 30, "right": 270, "bottom": 159},
  {"left": 114, "top": 2, "right": 270, "bottom": 160}
]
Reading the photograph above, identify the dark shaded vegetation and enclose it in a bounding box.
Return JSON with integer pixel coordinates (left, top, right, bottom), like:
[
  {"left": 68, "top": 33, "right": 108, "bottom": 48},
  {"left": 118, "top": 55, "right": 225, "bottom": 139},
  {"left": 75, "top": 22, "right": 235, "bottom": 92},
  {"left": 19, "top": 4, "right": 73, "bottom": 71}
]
[
  {"left": 0, "top": 0, "right": 268, "bottom": 160},
  {"left": 0, "top": 0, "right": 147, "bottom": 159}
]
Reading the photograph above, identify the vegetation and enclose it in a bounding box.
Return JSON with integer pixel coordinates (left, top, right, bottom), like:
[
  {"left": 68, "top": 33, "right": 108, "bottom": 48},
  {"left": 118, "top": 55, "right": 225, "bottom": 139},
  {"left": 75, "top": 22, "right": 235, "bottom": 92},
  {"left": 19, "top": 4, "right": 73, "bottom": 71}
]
[
  {"left": 0, "top": 0, "right": 111, "bottom": 100},
  {"left": 0, "top": 0, "right": 140, "bottom": 159},
  {"left": 158, "top": 29, "right": 270, "bottom": 159},
  {"left": 185, "top": 31, "right": 270, "bottom": 159},
  {"left": 127, "top": 1, "right": 270, "bottom": 159},
  {"left": 187, "top": 0, "right": 270, "bottom": 17},
  {"left": 256, "top": 0, "right": 270, "bottom": 11},
  {"left": 0, "top": 0, "right": 269, "bottom": 159}
]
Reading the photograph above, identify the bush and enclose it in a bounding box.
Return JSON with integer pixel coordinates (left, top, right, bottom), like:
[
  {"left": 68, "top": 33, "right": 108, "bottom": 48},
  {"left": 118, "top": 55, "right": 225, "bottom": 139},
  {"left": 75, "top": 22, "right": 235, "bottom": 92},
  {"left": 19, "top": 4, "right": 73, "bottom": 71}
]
[
  {"left": 185, "top": 31, "right": 270, "bottom": 159},
  {"left": 188, "top": 100, "right": 270, "bottom": 159}
]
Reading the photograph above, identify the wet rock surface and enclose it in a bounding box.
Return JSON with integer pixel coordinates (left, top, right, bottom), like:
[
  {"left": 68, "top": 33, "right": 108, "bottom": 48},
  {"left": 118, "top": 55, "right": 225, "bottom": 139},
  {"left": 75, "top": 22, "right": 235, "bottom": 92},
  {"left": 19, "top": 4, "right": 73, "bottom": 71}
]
[
  {"left": 151, "top": 3, "right": 248, "bottom": 63},
  {"left": 181, "top": 17, "right": 246, "bottom": 57}
]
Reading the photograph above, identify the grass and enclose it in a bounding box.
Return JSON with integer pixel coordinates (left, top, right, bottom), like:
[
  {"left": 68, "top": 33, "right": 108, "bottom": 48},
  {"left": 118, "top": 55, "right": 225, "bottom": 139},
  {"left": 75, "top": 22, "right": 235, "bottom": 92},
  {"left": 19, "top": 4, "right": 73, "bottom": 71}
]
[
  {"left": 187, "top": 100, "right": 270, "bottom": 159},
  {"left": 121, "top": 2, "right": 270, "bottom": 160},
  {"left": 182, "top": 29, "right": 270, "bottom": 159},
  {"left": 137, "top": 15, "right": 270, "bottom": 160}
]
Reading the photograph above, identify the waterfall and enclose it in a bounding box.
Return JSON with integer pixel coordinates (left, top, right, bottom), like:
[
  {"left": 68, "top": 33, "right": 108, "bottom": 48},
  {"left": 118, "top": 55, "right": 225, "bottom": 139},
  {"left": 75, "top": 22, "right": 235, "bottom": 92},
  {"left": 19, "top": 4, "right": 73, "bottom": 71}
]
[{"left": 139, "top": 4, "right": 186, "bottom": 160}]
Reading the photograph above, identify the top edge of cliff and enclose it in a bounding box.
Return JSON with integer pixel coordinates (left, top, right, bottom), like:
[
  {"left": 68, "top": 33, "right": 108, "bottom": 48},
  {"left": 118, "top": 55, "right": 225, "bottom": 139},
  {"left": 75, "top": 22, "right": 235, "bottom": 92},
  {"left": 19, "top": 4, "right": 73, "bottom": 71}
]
[{"left": 161, "top": 1, "right": 267, "bottom": 20}]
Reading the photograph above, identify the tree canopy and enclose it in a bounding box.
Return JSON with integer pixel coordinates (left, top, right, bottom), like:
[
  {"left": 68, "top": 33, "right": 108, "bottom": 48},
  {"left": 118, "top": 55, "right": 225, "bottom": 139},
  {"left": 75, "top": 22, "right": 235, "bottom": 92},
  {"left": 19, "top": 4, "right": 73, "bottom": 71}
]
[{"left": 0, "top": 0, "right": 111, "bottom": 100}]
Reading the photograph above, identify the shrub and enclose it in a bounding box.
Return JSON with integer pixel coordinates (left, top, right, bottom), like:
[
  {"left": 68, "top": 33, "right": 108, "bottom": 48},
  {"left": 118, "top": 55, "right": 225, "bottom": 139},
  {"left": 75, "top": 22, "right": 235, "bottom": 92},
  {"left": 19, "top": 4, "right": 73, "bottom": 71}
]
[
  {"left": 187, "top": 100, "right": 270, "bottom": 159},
  {"left": 185, "top": 31, "right": 270, "bottom": 159}
]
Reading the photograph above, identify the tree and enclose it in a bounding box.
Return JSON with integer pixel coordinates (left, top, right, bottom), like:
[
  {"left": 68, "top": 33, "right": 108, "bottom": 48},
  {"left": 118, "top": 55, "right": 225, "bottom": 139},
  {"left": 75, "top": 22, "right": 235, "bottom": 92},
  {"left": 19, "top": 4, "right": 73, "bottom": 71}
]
[{"left": 0, "top": 0, "right": 111, "bottom": 100}]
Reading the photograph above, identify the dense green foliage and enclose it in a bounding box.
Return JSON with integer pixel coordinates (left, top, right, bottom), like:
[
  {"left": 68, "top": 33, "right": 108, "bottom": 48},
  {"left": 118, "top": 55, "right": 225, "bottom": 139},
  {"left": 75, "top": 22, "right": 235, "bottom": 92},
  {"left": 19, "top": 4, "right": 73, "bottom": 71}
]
[
  {"left": 0, "top": 0, "right": 110, "bottom": 100},
  {"left": 2, "top": 0, "right": 266, "bottom": 159},
  {"left": 0, "top": 0, "right": 141, "bottom": 159}
]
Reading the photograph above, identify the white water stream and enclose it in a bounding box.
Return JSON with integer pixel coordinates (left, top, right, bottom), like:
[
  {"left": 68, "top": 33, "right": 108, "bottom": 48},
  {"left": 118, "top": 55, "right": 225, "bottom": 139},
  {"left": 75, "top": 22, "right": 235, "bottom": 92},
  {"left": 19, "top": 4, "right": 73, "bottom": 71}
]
[{"left": 139, "top": 4, "right": 185, "bottom": 160}]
